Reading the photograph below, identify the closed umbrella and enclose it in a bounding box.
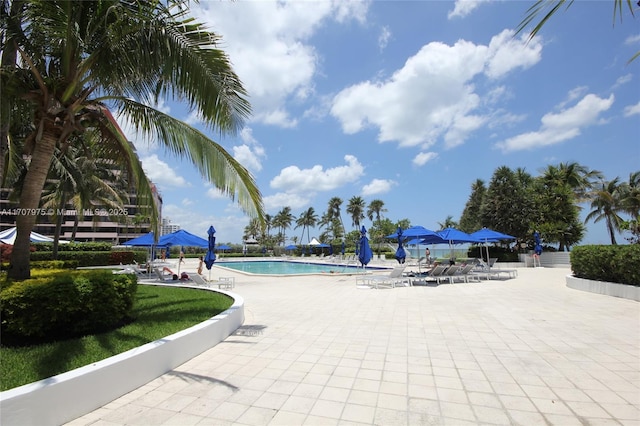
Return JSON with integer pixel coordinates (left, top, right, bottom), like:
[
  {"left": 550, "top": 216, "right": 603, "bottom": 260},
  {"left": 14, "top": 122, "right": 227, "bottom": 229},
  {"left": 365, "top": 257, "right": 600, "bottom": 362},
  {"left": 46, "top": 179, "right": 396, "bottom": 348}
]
[
  {"left": 394, "top": 227, "right": 406, "bottom": 264},
  {"left": 204, "top": 226, "right": 216, "bottom": 280},
  {"left": 358, "top": 226, "right": 373, "bottom": 268},
  {"left": 534, "top": 231, "right": 542, "bottom": 267}
]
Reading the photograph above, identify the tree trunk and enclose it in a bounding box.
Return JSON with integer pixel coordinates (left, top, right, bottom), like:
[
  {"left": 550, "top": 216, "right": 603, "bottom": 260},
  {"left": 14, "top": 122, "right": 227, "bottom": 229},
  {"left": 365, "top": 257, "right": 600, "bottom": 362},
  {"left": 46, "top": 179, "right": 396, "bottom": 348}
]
[{"left": 8, "top": 133, "right": 57, "bottom": 280}]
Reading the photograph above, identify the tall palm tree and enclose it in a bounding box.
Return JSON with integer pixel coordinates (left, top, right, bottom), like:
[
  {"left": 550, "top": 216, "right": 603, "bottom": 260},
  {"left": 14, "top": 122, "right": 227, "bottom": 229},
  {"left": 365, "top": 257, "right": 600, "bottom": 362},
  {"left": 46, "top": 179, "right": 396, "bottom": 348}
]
[
  {"left": 366, "top": 199, "right": 386, "bottom": 225},
  {"left": 346, "top": 196, "right": 365, "bottom": 230},
  {"left": 295, "top": 207, "right": 317, "bottom": 243},
  {"left": 585, "top": 179, "right": 625, "bottom": 245},
  {"left": 1, "top": 0, "right": 263, "bottom": 280},
  {"left": 327, "top": 196, "right": 346, "bottom": 239},
  {"left": 272, "top": 206, "right": 294, "bottom": 245}
]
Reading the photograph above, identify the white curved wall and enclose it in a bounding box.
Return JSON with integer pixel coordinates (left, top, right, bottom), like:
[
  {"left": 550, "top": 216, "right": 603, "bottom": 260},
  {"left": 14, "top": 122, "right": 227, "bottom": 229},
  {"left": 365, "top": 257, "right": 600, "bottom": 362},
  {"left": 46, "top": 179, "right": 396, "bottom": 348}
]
[{"left": 0, "top": 285, "right": 244, "bottom": 426}]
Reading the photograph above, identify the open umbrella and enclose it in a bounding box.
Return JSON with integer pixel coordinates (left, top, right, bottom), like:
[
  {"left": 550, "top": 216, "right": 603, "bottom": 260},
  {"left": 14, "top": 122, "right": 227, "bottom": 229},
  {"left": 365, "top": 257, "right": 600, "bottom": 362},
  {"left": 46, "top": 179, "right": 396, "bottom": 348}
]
[
  {"left": 358, "top": 226, "right": 373, "bottom": 268},
  {"left": 387, "top": 226, "right": 443, "bottom": 263},
  {"left": 437, "top": 227, "right": 482, "bottom": 263},
  {"left": 394, "top": 227, "right": 406, "bottom": 264},
  {"left": 470, "top": 228, "right": 516, "bottom": 267},
  {"left": 204, "top": 226, "right": 216, "bottom": 280}
]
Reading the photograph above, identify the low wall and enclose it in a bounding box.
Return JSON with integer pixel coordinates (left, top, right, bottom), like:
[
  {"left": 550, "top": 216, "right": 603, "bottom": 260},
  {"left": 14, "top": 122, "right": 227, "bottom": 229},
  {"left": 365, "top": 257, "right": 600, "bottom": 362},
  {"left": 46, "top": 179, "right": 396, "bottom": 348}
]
[
  {"left": 566, "top": 275, "right": 639, "bottom": 302},
  {"left": 0, "top": 284, "right": 244, "bottom": 426}
]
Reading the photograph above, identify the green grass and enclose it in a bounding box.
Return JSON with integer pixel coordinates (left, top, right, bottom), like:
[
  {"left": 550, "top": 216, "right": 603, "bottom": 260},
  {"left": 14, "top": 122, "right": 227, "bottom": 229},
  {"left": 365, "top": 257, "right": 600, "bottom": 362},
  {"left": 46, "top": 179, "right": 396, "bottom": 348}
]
[{"left": 0, "top": 285, "right": 233, "bottom": 391}]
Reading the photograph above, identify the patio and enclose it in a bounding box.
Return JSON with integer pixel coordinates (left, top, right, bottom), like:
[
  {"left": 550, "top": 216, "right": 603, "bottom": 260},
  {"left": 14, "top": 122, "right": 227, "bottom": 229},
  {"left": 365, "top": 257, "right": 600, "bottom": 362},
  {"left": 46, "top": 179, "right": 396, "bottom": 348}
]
[{"left": 67, "top": 266, "right": 639, "bottom": 425}]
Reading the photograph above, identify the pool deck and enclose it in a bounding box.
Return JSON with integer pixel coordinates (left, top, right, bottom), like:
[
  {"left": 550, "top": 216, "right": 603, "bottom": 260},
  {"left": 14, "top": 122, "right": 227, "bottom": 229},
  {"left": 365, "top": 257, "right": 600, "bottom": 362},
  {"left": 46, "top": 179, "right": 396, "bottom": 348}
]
[{"left": 67, "top": 259, "right": 639, "bottom": 425}]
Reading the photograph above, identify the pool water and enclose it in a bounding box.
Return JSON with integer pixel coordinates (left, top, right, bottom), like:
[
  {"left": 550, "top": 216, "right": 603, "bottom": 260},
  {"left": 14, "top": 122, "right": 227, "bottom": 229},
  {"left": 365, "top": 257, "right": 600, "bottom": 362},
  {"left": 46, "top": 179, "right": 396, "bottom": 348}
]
[{"left": 216, "top": 260, "right": 380, "bottom": 275}]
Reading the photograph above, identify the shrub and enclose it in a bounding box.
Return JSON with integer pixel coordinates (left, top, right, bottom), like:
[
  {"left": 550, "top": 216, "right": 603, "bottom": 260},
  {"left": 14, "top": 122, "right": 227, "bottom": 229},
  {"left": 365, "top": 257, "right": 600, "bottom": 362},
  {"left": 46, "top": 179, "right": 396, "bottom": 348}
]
[
  {"left": 1, "top": 270, "right": 138, "bottom": 343},
  {"left": 571, "top": 245, "right": 640, "bottom": 286}
]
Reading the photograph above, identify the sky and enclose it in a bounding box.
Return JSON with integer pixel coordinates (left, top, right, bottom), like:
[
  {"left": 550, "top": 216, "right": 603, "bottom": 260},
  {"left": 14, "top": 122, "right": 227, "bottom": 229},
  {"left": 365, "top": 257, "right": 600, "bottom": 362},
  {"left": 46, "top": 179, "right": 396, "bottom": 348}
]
[{"left": 124, "top": 0, "right": 640, "bottom": 246}]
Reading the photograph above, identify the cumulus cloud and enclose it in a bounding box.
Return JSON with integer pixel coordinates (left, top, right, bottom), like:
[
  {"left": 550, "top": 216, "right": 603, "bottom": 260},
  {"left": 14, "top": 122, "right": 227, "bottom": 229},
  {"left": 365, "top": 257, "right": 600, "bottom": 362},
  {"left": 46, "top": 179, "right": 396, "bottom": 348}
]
[
  {"left": 330, "top": 30, "right": 542, "bottom": 149},
  {"left": 141, "top": 154, "right": 190, "bottom": 188},
  {"left": 496, "top": 93, "right": 615, "bottom": 152},
  {"left": 413, "top": 152, "right": 439, "bottom": 167},
  {"left": 193, "top": 1, "right": 369, "bottom": 128},
  {"left": 232, "top": 127, "right": 266, "bottom": 173},
  {"left": 263, "top": 192, "right": 312, "bottom": 211},
  {"left": 623, "top": 101, "right": 640, "bottom": 117},
  {"left": 362, "top": 179, "right": 397, "bottom": 196},
  {"left": 448, "top": 0, "right": 493, "bottom": 19},
  {"left": 270, "top": 155, "right": 365, "bottom": 193}
]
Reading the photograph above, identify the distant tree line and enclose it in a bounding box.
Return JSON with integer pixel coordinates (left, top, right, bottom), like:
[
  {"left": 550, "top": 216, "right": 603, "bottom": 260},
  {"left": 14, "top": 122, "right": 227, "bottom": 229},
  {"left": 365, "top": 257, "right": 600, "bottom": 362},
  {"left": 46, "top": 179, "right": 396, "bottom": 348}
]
[{"left": 245, "top": 162, "right": 639, "bottom": 251}]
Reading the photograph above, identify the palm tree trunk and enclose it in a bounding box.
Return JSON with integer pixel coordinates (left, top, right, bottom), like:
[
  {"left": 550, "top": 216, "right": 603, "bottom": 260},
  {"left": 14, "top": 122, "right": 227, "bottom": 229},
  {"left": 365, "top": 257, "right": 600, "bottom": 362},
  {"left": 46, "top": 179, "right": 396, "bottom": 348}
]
[{"left": 8, "top": 133, "right": 57, "bottom": 280}]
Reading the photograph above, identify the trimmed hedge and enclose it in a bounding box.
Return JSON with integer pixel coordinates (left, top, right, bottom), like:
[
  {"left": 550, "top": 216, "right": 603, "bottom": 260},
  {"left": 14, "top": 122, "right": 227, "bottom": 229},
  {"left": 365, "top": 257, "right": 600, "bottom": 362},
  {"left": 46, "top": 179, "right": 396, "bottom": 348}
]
[
  {"left": 1, "top": 270, "right": 138, "bottom": 343},
  {"left": 571, "top": 245, "right": 640, "bottom": 286}
]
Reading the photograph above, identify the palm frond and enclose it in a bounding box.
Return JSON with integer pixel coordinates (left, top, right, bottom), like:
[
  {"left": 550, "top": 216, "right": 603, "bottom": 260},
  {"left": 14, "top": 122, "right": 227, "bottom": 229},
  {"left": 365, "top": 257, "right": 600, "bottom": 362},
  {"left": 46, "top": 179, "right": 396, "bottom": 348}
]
[{"left": 114, "top": 98, "right": 264, "bottom": 221}]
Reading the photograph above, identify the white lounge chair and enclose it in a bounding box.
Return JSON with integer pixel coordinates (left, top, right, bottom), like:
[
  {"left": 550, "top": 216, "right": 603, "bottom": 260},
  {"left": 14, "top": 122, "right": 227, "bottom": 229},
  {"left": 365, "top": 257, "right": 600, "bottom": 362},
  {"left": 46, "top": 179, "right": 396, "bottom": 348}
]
[
  {"left": 360, "top": 266, "right": 409, "bottom": 289},
  {"left": 194, "top": 274, "right": 235, "bottom": 289}
]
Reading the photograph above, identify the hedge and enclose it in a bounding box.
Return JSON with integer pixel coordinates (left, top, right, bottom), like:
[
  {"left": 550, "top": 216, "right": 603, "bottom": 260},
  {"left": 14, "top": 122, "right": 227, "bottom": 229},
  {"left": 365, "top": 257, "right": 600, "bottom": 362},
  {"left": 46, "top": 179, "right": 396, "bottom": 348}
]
[
  {"left": 571, "top": 245, "right": 640, "bottom": 286},
  {"left": 1, "top": 270, "right": 138, "bottom": 343}
]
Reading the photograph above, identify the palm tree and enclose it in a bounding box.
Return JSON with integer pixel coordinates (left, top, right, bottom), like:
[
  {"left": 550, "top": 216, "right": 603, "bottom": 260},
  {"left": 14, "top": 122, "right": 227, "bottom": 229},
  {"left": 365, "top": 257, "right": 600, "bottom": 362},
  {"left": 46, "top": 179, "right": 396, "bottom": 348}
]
[
  {"left": 272, "top": 206, "right": 294, "bottom": 245},
  {"left": 40, "top": 142, "right": 128, "bottom": 253},
  {"left": 327, "top": 196, "right": 346, "bottom": 239},
  {"left": 243, "top": 218, "right": 262, "bottom": 242},
  {"left": 585, "top": 179, "right": 626, "bottom": 245},
  {"left": 1, "top": 0, "right": 263, "bottom": 280},
  {"left": 437, "top": 215, "right": 459, "bottom": 230},
  {"left": 346, "top": 196, "right": 365, "bottom": 230},
  {"left": 295, "top": 207, "right": 317, "bottom": 243}
]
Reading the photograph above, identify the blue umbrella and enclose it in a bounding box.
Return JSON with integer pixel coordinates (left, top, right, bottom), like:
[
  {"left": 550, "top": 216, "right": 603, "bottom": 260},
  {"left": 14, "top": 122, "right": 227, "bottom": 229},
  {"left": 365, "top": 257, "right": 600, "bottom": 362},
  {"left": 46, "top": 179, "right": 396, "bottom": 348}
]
[
  {"left": 329, "top": 245, "right": 333, "bottom": 255},
  {"left": 204, "top": 226, "right": 216, "bottom": 279},
  {"left": 341, "top": 241, "right": 345, "bottom": 256},
  {"left": 534, "top": 231, "right": 542, "bottom": 266},
  {"left": 285, "top": 244, "right": 297, "bottom": 251},
  {"left": 437, "top": 227, "right": 482, "bottom": 263},
  {"left": 471, "top": 228, "right": 516, "bottom": 265},
  {"left": 394, "top": 227, "right": 406, "bottom": 264},
  {"left": 358, "top": 226, "right": 373, "bottom": 268}
]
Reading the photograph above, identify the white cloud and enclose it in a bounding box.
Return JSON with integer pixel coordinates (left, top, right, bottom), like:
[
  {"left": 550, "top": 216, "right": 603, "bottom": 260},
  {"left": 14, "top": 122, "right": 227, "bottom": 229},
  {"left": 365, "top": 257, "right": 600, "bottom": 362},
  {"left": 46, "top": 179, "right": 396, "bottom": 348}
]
[
  {"left": 413, "top": 152, "right": 438, "bottom": 167},
  {"left": 193, "top": 1, "right": 370, "bottom": 128},
  {"left": 484, "top": 30, "right": 543, "bottom": 79},
  {"left": 330, "top": 31, "right": 541, "bottom": 149},
  {"left": 141, "top": 154, "right": 190, "bottom": 188},
  {"left": 263, "top": 192, "right": 311, "bottom": 212},
  {"left": 623, "top": 101, "right": 640, "bottom": 117},
  {"left": 448, "top": 0, "right": 493, "bottom": 19},
  {"left": 496, "top": 93, "right": 615, "bottom": 152},
  {"left": 270, "top": 155, "right": 365, "bottom": 193},
  {"left": 362, "top": 178, "right": 397, "bottom": 196},
  {"left": 625, "top": 34, "right": 640, "bottom": 45},
  {"left": 378, "top": 26, "right": 392, "bottom": 51}
]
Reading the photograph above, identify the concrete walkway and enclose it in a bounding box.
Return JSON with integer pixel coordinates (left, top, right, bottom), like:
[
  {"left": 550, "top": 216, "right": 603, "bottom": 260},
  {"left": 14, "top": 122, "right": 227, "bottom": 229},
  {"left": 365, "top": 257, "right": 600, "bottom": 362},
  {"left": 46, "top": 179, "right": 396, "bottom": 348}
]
[{"left": 67, "top": 265, "right": 639, "bottom": 425}]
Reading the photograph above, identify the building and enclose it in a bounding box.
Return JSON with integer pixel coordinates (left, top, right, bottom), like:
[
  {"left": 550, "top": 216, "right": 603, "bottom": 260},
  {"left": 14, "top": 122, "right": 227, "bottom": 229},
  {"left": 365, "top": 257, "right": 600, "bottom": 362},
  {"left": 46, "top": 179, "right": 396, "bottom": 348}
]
[{"left": 161, "top": 218, "right": 180, "bottom": 236}]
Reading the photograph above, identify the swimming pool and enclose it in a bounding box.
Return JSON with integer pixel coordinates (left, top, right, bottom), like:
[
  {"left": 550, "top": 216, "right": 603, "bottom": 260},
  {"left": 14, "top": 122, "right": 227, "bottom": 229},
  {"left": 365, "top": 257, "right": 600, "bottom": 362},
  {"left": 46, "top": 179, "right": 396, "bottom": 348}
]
[{"left": 216, "top": 260, "right": 384, "bottom": 275}]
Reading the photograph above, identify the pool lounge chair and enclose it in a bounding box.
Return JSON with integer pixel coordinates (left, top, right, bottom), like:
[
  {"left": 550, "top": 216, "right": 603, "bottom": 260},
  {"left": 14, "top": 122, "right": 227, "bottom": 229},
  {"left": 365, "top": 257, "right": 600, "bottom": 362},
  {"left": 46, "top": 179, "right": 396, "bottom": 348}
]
[
  {"left": 421, "top": 265, "right": 450, "bottom": 285},
  {"left": 194, "top": 274, "right": 235, "bottom": 289},
  {"left": 357, "top": 265, "right": 409, "bottom": 289}
]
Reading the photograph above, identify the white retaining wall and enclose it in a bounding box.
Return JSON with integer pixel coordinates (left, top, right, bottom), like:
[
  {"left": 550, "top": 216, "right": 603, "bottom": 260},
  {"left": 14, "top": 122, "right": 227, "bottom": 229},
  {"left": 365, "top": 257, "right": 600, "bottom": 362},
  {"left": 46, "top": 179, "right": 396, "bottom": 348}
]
[
  {"left": 566, "top": 275, "right": 639, "bottom": 302},
  {"left": 0, "top": 285, "right": 244, "bottom": 426}
]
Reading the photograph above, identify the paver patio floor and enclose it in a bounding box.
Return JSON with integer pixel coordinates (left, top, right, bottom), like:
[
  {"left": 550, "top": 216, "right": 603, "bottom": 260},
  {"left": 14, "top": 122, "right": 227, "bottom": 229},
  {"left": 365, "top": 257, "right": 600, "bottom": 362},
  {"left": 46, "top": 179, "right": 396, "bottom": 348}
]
[{"left": 67, "top": 266, "right": 639, "bottom": 425}]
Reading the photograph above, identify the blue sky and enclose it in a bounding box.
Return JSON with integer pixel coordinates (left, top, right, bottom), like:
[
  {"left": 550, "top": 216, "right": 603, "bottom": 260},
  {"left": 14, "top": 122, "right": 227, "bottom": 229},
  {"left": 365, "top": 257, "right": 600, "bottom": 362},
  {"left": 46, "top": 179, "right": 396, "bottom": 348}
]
[{"left": 124, "top": 1, "right": 639, "bottom": 245}]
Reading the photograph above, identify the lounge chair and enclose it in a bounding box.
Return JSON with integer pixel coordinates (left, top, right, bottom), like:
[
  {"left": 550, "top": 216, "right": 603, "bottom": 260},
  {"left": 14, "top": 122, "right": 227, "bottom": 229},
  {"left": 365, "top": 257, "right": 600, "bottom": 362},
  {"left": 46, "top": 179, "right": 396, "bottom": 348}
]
[
  {"left": 194, "top": 274, "right": 235, "bottom": 289},
  {"left": 452, "top": 264, "right": 481, "bottom": 283},
  {"left": 359, "top": 265, "right": 409, "bottom": 289},
  {"left": 421, "top": 265, "right": 450, "bottom": 285},
  {"left": 153, "top": 267, "right": 177, "bottom": 282}
]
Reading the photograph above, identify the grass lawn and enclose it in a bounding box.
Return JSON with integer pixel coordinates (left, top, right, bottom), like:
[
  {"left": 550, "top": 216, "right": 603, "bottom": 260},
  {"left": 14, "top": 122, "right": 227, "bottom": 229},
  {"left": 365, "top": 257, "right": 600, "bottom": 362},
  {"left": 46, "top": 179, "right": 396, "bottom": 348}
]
[{"left": 0, "top": 284, "right": 233, "bottom": 391}]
